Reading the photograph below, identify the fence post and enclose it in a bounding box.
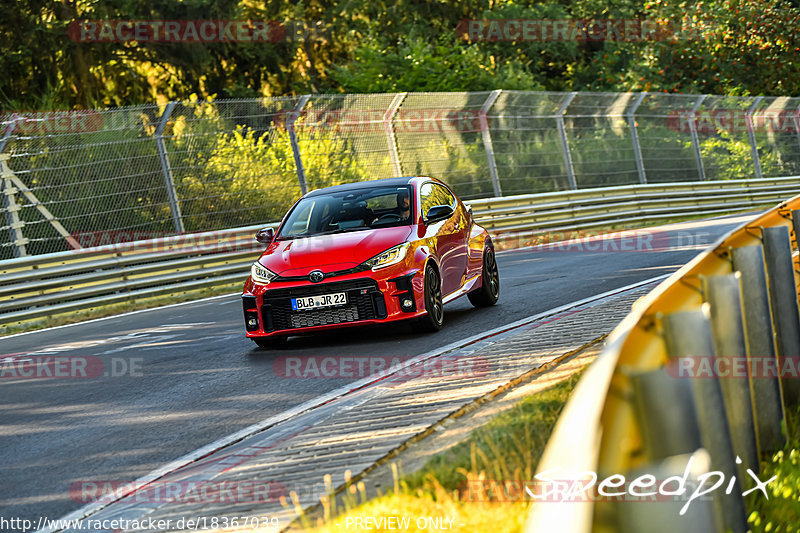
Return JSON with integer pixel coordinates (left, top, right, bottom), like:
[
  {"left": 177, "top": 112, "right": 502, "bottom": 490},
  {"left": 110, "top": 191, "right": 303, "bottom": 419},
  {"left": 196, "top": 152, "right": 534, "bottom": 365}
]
[
  {"left": 628, "top": 92, "right": 647, "bottom": 184},
  {"left": 746, "top": 96, "right": 764, "bottom": 179},
  {"left": 0, "top": 121, "right": 28, "bottom": 257},
  {"left": 794, "top": 103, "right": 800, "bottom": 155},
  {"left": 288, "top": 95, "right": 311, "bottom": 195},
  {"left": 557, "top": 92, "right": 578, "bottom": 190},
  {"left": 154, "top": 102, "right": 185, "bottom": 233},
  {"left": 479, "top": 90, "right": 503, "bottom": 197},
  {"left": 384, "top": 93, "right": 406, "bottom": 177},
  {"left": 689, "top": 95, "right": 707, "bottom": 181}
]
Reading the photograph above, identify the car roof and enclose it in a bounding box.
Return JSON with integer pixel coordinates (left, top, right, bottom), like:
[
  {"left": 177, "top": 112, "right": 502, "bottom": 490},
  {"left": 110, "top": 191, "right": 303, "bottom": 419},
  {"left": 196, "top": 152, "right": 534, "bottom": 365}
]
[{"left": 304, "top": 177, "right": 435, "bottom": 198}]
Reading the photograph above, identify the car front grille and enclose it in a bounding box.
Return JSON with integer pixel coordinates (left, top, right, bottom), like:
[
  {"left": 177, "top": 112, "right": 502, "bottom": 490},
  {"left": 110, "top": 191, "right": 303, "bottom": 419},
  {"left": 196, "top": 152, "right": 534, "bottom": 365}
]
[
  {"left": 289, "top": 306, "right": 360, "bottom": 328},
  {"left": 261, "top": 279, "right": 387, "bottom": 332}
]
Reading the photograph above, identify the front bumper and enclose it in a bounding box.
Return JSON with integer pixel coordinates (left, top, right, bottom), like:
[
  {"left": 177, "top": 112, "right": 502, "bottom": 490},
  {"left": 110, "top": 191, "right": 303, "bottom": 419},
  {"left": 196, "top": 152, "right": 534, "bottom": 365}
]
[{"left": 243, "top": 269, "right": 423, "bottom": 338}]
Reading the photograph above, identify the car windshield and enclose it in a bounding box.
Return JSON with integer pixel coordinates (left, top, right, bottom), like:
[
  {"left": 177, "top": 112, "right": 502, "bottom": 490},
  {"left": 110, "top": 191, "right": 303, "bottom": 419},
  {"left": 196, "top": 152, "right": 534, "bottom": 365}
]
[{"left": 276, "top": 184, "right": 415, "bottom": 240}]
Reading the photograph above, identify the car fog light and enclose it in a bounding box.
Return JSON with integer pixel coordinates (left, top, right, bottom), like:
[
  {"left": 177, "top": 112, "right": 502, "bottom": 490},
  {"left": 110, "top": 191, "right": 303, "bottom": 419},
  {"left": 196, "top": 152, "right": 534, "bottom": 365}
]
[
  {"left": 402, "top": 298, "right": 413, "bottom": 308},
  {"left": 248, "top": 317, "right": 258, "bottom": 327}
]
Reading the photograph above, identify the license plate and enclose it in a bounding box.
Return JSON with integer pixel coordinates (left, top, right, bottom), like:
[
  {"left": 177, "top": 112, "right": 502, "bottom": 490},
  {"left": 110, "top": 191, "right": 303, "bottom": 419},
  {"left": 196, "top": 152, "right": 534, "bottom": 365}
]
[{"left": 291, "top": 292, "right": 348, "bottom": 311}]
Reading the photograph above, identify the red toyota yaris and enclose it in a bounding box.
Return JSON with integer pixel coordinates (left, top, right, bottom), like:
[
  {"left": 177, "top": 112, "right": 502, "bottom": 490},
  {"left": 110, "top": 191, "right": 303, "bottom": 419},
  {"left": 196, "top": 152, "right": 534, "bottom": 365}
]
[{"left": 242, "top": 176, "right": 499, "bottom": 349}]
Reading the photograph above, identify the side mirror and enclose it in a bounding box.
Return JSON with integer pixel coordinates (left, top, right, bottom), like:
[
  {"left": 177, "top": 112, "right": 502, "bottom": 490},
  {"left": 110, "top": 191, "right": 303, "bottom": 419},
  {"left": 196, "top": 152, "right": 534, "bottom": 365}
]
[
  {"left": 425, "top": 205, "right": 454, "bottom": 224},
  {"left": 255, "top": 227, "right": 275, "bottom": 244},
  {"left": 466, "top": 204, "right": 473, "bottom": 219}
]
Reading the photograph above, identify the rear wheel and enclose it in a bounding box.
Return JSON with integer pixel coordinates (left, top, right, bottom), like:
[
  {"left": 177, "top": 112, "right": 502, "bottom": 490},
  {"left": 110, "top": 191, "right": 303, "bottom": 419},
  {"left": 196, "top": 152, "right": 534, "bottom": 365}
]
[
  {"left": 252, "top": 336, "right": 288, "bottom": 350},
  {"left": 468, "top": 247, "right": 500, "bottom": 307},
  {"left": 415, "top": 263, "right": 444, "bottom": 332}
]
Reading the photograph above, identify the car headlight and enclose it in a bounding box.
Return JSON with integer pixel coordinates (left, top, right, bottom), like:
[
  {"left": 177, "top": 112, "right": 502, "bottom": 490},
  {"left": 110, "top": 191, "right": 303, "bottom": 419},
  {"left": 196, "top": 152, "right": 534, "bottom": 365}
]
[
  {"left": 251, "top": 262, "right": 277, "bottom": 284},
  {"left": 363, "top": 243, "right": 411, "bottom": 271}
]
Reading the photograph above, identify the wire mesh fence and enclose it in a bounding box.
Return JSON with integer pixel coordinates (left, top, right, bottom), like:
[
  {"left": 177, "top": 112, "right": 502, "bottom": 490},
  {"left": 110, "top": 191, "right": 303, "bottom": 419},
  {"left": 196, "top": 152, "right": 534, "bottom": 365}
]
[{"left": 2, "top": 90, "right": 800, "bottom": 259}]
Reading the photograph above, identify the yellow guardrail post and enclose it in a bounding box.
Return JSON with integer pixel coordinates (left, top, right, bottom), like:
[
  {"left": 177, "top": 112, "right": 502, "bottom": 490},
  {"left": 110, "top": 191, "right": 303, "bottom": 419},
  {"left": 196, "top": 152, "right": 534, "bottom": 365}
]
[
  {"left": 662, "top": 308, "right": 747, "bottom": 533},
  {"left": 763, "top": 225, "right": 800, "bottom": 407},
  {"left": 731, "top": 245, "right": 787, "bottom": 453},
  {"left": 702, "top": 273, "right": 759, "bottom": 476}
]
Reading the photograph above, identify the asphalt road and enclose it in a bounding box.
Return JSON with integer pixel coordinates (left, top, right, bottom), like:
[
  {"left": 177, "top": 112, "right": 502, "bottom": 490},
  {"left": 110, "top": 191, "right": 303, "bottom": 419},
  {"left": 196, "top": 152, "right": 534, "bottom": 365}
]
[{"left": 0, "top": 214, "right": 751, "bottom": 526}]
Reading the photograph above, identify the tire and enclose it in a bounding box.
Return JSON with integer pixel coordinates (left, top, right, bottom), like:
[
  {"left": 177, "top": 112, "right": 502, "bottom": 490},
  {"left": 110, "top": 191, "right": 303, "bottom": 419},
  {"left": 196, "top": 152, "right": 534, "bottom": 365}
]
[
  {"left": 468, "top": 247, "right": 500, "bottom": 308},
  {"left": 415, "top": 263, "right": 444, "bottom": 332},
  {"left": 252, "top": 336, "right": 288, "bottom": 350}
]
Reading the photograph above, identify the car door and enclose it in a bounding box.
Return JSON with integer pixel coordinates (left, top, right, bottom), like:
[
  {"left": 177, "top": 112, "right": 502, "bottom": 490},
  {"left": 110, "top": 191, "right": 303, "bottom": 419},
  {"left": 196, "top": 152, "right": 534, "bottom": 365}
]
[{"left": 420, "top": 182, "right": 468, "bottom": 296}]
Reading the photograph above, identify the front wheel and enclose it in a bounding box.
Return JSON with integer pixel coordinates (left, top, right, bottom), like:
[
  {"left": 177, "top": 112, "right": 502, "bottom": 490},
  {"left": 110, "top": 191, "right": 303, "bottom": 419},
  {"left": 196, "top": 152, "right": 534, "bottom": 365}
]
[
  {"left": 415, "top": 264, "right": 444, "bottom": 332},
  {"left": 252, "top": 336, "right": 288, "bottom": 350},
  {"left": 468, "top": 247, "right": 500, "bottom": 308}
]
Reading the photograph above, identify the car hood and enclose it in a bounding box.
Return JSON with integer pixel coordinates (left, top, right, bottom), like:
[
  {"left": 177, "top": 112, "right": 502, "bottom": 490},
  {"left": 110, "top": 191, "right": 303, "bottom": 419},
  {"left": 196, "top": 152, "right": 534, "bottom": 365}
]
[{"left": 258, "top": 226, "right": 413, "bottom": 276}]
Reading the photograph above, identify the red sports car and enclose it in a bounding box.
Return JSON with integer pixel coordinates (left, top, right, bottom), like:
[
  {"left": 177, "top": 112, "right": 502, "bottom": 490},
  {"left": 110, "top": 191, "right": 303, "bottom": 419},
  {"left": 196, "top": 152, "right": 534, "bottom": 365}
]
[{"left": 242, "top": 176, "right": 499, "bottom": 348}]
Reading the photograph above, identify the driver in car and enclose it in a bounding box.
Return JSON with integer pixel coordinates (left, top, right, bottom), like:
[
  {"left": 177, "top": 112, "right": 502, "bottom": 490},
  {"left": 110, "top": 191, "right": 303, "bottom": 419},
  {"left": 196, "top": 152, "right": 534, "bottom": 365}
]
[
  {"left": 396, "top": 189, "right": 411, "bottom": 221},
  {"left": 371, "top": 189, "right": 412, "bottom": 225}
]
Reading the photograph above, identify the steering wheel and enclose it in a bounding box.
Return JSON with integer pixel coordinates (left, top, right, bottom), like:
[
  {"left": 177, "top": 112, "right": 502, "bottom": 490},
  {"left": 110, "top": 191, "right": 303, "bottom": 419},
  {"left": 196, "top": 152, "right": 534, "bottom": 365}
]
[{"left": 375, "top": 213, "right": 402, "bottom": 223}]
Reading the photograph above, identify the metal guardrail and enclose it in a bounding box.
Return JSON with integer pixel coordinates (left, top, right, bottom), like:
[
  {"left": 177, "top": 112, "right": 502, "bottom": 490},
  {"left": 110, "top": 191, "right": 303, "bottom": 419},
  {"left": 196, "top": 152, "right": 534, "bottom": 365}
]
[
  {"left": 526, "top": 194, "right": 800, "bottom": 532},
  {"left": 0, "top": 224, "right": 274, "bottom": 326},
  {"left": 1, "top": 179, "right": 798, "bottom": 329}
]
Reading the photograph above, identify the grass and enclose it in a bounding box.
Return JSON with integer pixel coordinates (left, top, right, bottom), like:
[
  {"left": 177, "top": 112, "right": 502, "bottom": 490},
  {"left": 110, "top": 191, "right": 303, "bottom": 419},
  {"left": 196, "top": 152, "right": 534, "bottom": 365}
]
[
  {"left": 292, "top": 370, "right": 584, "bottom": 533},
  {"left": 0, "top": 281, "right": 242, "bottom": 337},
  {"left": 747, "top": 404, "right": 800, "bottom": 533}
]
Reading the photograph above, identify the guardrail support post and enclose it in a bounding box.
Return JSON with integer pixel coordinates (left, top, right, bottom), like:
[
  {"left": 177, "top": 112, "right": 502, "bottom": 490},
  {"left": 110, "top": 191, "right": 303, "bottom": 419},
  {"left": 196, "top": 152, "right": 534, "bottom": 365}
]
[
  {"left": 557, "top": 92, "right": 578, "bottom": 190},
  {"left": 154, "top": 102, "right": 185, "bottom": 234},
  {"left": 629, "top": 366, "right": 701, "bottom": 459},
  {"left": 746, "top": 97, "right": 764, "bottom": 179},
  {"left": 288, "top": 95, "right": 311, "bottom": 195},
  {"left": 791, "top": 209, "right": 800, "bottom": 283},
  {"left": 689, "top": 95, "right": 707, "bottom": 181},
  {"left": 702, "top": 273, "right": 759, "bottom": 477},
  {"left": 662, "top": 308, "right": 747, "bottom": 533},
  {"left": 732, "top": 245, "right": 786, "bottom": 453},
  {"left": 480, "top": 90, "right": 503, "bottom": 197},
  {"left": 614, "top": 451, "right": 717, "bottom": 533},
  {"left": 384, "top": 93, "right": 407, "bottom": 177},
  {"left": 628, "top": 92, "right": 647, "bottom": 184},
  {"left": 763, "top": 225, "right": 800, "bottom": 407}
]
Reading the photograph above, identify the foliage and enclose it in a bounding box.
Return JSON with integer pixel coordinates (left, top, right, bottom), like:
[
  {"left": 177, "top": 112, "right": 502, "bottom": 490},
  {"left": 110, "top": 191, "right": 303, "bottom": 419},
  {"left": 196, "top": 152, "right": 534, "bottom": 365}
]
[
  {"left": 175, "top": 121, "right": 373, "bottom": 231},
  {"left": 3, "top": 0, "right": 800, "bottom": 110},
  {"left": 747, "top": 406, "right": 800, "bottom": 533}
]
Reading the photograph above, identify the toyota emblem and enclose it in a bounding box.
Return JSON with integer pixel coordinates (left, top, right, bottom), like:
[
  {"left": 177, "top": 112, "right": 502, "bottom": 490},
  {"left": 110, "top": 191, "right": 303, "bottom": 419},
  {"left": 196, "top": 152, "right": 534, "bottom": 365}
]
[{"left": 309, "top": 270, "right": 324, "bottom": 283}]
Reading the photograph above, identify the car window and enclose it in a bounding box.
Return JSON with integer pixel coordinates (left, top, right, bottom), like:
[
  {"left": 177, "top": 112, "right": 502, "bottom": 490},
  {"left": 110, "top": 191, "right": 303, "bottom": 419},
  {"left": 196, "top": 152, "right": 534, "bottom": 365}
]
[
  {"left": 277, "top": 185, "right": 415, "bottom": 239},
  {"left": 420, "top": 182, "right": 455, "bottom": 218}
]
